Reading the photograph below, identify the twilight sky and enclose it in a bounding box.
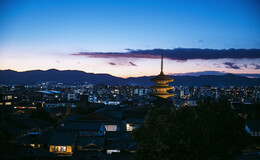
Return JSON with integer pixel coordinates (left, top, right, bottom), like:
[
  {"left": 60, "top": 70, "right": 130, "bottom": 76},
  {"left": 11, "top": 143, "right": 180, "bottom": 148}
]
[{"left": 0, "top": 0, "right": 260, "bottom": 78}]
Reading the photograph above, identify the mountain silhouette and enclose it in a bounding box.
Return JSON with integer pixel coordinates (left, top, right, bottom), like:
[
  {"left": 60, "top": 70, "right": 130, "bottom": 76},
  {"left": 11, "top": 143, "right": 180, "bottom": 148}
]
[
  {"left": 0, "top": 69, "right": 259, "bottom": 86},
  {"left": 0, "top": 69, "right": 123, "bottom": 85},
  {"left": 172, "top": 71, "right": 260, "bottom": 78}
]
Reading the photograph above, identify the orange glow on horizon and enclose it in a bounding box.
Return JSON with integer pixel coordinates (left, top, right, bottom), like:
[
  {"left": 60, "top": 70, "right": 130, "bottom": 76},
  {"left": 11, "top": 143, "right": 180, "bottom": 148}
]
[{"left": 1, "top": 54, "right": 259, "bottom": 78}]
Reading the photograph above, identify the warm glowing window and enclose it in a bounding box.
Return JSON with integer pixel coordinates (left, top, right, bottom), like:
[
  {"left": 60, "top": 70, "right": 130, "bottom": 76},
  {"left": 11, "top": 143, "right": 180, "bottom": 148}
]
[
  {"left": 5, "top": 102, "right": 11, "bottom": 105},
  {"left": 54, "top": 146, "right": 67, "bottom": 152},
  {"left": 5, "top": 96, "right": 12, "bottom": 100}
]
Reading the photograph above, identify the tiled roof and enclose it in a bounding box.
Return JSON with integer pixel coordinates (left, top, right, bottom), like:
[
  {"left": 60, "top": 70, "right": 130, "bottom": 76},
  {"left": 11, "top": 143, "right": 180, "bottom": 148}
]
[
  {"left": 247, "top": 119, "right": 260, "bottom": 132},
  {"left": 48, "top": 131, "right": 78, "bottom": 146},
  {"left": 62, "top": 121, "right": 103, "bottom": 131},
  {"left": 75, "top": 136, "right": 105, "bottom": 148}
]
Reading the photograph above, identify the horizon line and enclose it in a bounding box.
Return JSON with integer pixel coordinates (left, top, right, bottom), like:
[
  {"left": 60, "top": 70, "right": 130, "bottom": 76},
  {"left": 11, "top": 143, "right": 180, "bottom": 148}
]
[{"left": 1, "top": 68, "right": 259, "bottom": 79}]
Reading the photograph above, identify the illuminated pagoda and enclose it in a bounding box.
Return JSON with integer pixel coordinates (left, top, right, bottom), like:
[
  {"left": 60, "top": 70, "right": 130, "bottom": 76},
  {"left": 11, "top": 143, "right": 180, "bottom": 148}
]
[{"left": 151, "top": 54, "right": 174, "bottom": 99}]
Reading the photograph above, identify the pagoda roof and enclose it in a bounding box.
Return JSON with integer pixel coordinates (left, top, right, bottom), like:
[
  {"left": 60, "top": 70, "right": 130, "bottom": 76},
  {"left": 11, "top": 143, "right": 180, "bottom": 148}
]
[
  {"left": 152, "top": 92, "right": 174, "bottom": 99},
  {"left": 153, "top": 92, "right": 174, "bottom": 95},
  {"left": 151, "top": 71, "right": 174, "bottom": 82},
  {"left": 151, "top": 85, "right": 174, "bottom": 89}
]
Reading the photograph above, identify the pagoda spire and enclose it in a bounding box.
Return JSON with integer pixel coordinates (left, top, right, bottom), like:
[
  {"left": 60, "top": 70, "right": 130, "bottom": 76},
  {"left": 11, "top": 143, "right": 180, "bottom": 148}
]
[{"left": 161, "top": 54, "right": 163, "bottom": 73}]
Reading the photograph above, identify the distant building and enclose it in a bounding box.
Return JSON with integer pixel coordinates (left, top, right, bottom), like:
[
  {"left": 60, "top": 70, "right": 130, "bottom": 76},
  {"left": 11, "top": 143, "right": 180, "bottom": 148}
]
[
  {"left": 88, "top": 94, "right": 97, "bottom": 103},
  {"left": 38, "top": 91, "right": 61, "bottom": 101},
  {"left": 180, "top": 90, "right": 184, "bottom": 97},
  {"left": 0, "top": 93, "right": 13, "bottom": 106},
  {"left": 45, "top": 102, "right": 66, "bottom": 108},
  {"left": 68, "top": 92, "right": 80, "bottom": 101}
]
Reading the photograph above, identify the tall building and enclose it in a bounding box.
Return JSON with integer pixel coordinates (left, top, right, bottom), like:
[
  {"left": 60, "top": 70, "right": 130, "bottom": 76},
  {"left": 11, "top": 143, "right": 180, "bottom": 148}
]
[{"left": 151, "top": 54, "right": 174, "bottom": 99}]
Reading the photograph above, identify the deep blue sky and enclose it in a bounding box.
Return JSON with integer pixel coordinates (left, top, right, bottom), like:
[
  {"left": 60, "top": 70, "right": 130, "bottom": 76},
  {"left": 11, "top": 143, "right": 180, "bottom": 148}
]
[{"left": 0, "top": 0, "right": 260, "bottom": 77}]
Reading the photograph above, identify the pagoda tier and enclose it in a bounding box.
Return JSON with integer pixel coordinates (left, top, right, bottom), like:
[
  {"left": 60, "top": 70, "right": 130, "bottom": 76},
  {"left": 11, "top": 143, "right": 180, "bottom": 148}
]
[{"left": 150, "top": 55, "right": 174, "bottom": 99}]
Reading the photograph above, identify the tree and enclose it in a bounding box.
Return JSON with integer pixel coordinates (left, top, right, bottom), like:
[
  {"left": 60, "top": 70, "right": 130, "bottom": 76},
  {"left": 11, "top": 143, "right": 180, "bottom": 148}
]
[{"left": 133, "top": 101, "right": 250, "bottom": 160}]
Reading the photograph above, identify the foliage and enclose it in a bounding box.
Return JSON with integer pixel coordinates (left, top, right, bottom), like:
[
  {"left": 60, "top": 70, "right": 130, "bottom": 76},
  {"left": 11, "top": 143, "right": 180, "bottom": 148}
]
[{"left": 133, "top": 101, "right": 250, "bottom": 160}]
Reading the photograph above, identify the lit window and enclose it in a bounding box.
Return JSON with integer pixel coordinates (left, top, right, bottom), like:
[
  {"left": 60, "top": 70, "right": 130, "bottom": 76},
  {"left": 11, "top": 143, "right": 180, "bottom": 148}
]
[
  {"left": 107, "top": 150, "right": 120, "bottom": 154},
  {"left": 5, "top": 102, "right": 11, "bottom": 105},
  {"left": 54, "top": 146, "right": 67, "bottom": 152},
  {"left": 105, "top": 125, "right": 117, "bottom": 131},
  {"left": 4, "top": 95, "right": 12, "bottom": 100},
  {"left": 126, "top": 123, "right": 134, "bottom": 131}
]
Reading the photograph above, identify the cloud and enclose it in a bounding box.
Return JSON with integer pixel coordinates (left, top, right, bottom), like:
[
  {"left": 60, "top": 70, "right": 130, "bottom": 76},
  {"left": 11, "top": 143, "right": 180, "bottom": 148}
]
[
  {"left": 108, "top": 61, "right": 138, "bottom": 67},
  {"left": 129, "top": 62, "right": 137, "bottom": 66},
  {"left": 223, "top": 62, "right": 241, "bottom": 69},
  {"left": 71, "top": 48, "right": 260, "bottom": 60},
  {"left": 74, "top": 52, "right": 160, "bottom": 59},
  {"left": 213, "top": 63, "right": 222, "bottom": 68},
  {"left": 250, "top": 63, "right": 260, "bottom": 69},
  {"left": 108, "top": 62, "right": 116, "bottom": 66}
]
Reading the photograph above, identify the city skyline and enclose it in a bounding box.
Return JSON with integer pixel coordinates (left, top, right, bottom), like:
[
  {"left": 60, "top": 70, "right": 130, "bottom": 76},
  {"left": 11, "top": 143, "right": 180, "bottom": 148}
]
[{"left": 1, "top": 0, "right": 260, "bottom": 78}]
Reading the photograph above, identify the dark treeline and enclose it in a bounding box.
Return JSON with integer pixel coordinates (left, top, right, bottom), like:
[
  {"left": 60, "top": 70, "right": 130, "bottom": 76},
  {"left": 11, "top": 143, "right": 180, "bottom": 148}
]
[{"left": 133, "top": 99, "right": 251, "bottom": 160}]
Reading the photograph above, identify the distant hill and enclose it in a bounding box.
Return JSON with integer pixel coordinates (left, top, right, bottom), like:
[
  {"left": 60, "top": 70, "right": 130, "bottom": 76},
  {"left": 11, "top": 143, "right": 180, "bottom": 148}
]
[
  {"left": 0, "top": 69, "right": 260, "bottom": 86},
  {"left": 172, "top": 71, "right": 260, "bottom": 78},
  {"left": 124, "top": 74, "right": 260, "bottom": 87},
  {"left": 0, "top": 69, "right": 123, "bottom": 85},
  {"left": 172, "top": 71, "right": 226, "bottom": 76}
]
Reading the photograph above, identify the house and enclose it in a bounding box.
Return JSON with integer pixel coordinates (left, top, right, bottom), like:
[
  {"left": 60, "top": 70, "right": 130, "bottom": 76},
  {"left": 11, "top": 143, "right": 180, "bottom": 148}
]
[
  {"left": 71, "top": 151, "right": 108, "bottom": 160},
  {"left": 106, "top": 131, "right": 126, "bottom": 154},
  {"left": 105, "top": 131, "right": 136, "bottom": 154},
  {"left": 15, "top": 130, "right": 52, "bottom": 149},
  {"left": 78, "top": 112, "right": 121, "bottom": 131},
  {"left": 6, "top": 117, "right": 53, "bottom": 136},
  {"left": 17, "top": 118, "right": 53, "bottom": 135},
  {"left": 12, "top": 110, "right": 28, "bottom": 119},
  {"left": 0, "top": 141, "right": 58, "bottom": 160},
  {"left": 245, "top": 119, "right": 260, "bottom": 136},
  {"left": 75, "top": 136, "right": 105, "bottom": 151},
  {"left": 49, "top": 131, "right": 78, "bottom": 154},
  {"left": 93, "top": 106, "right": 146, "bottom": 132},
  {"left": 62, "top": 121, "right": 106, "bottom": 136},
  {"left": 0, "top": 93, "right": 13, "bottom": 106}
]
